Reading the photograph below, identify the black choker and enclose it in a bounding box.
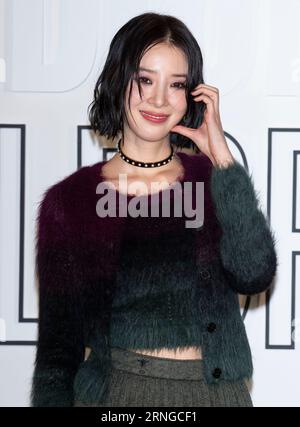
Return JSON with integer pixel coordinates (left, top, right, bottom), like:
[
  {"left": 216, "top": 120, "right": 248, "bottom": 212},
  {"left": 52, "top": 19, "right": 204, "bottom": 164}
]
[{"left": 117, "top": 138, "right": 174, "bottom": 168}]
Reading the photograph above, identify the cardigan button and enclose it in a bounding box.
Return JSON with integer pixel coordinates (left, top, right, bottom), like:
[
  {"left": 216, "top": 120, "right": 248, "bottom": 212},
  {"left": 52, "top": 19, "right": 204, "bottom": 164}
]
[
  {"left": 200, "top": 269, "right": 211, "bottom": 280},
  {"left": 212, "top": 368, "right": 222, "bottom": 378},
  {"left": 207, "top": 322, "right": 216, "bottom": 333}
]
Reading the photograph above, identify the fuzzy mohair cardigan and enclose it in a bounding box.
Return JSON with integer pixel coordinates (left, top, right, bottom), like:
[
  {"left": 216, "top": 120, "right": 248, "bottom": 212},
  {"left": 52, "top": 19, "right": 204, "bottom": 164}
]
[{"left": 30, "top": 151, "right": 278, "bottom": 407}]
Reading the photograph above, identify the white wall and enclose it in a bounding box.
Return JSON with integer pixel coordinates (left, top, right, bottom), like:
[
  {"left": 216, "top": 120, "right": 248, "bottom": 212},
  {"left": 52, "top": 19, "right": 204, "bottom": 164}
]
[{"left": 0, "top": 0, "right": 299, "bottom": 407}]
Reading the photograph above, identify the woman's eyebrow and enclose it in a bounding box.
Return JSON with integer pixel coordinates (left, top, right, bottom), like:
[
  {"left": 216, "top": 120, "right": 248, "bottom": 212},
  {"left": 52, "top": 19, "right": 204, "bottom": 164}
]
[{"left": 138, "top": 67, "right": 187, "bottom": 78}]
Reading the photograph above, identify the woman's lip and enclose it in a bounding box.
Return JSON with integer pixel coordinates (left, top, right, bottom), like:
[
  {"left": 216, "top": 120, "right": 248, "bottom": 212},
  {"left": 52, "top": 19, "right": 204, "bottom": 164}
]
[
  {"left": 140, "top": 110, "right": 169, "bottom": 118},
  {"left": 140, "top": 111, "right": 169, "bottom": 123}
]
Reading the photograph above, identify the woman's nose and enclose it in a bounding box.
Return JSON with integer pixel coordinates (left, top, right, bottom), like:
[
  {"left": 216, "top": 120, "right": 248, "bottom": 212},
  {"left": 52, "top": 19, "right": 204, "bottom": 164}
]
[{"left": 148, "top": 86, "right": 168, "bottom": 106}]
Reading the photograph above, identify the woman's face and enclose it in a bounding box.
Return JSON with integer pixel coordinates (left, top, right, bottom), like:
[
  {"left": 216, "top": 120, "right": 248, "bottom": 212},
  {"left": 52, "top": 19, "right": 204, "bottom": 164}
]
[{"left": 123, "top": 43, "right": 188, "bottom": 141}]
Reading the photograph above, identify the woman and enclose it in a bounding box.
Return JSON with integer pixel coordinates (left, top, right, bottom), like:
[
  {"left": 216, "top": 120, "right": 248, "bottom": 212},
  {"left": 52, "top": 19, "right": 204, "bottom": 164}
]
[{"left": 30, "top": 12, "right": 277, "bottom": 407}]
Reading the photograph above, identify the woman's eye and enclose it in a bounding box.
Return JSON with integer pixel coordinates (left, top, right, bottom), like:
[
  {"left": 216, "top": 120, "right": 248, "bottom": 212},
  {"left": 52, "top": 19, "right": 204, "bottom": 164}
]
[
  {"left": 173, "top": 82, "right": 187, "bottom": 89},
  {"left": 137, "top": 77, "right": 186, "bottom": 89},
  {"left": 138, "top": 77, "right": 151, "bottom": 84}
]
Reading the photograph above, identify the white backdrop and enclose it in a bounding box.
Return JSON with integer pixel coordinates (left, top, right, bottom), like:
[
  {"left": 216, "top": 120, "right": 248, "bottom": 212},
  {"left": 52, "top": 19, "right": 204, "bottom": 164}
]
[{"left": 0, "top": 0, "right": 299, "bottom": 407}]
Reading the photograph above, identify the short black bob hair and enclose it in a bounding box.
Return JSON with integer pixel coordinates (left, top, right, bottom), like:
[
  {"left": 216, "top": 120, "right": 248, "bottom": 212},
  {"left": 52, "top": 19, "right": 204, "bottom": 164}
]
[{"left": 88, "top": 12, "right": 206, "bottom": 153}]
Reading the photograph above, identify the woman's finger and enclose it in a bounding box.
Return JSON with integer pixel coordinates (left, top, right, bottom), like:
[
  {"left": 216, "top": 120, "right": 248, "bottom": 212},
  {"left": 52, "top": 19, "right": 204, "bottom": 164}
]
[
  {"left": 191, "top": 83, "right": 219, "bottom": 94},
  {"left": 192, "top": 87, "right": 219, "bottom": 120},
  {"left": 193, "top": 94, "right": 215, "bottom": 117},
  {"left": 192, "top": 86, "right": 218, "bottom": 105}
]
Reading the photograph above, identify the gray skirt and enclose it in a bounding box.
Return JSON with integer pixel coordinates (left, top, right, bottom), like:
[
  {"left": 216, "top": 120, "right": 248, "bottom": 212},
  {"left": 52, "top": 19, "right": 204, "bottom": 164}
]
[{"left": 74, "top": 346, "right": 253, "bottom": 407}]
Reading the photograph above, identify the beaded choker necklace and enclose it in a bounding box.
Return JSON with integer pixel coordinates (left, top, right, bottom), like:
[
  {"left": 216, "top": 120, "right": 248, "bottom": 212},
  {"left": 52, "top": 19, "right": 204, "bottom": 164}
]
[{"left": 117, "top": 138, "right": 174, "bottom": 168}]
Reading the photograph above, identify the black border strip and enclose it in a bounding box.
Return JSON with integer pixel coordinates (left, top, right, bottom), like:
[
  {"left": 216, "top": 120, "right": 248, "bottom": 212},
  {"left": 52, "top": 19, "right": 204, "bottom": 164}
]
[
  {"left": 266, "top": 128, "right": 300, "bottom": 349},
  {"left": 0, "top": 124, "right": 32, "bottom": 345},
  {"left": 292, "top": 151, "right": 300, "bottom": 232}
]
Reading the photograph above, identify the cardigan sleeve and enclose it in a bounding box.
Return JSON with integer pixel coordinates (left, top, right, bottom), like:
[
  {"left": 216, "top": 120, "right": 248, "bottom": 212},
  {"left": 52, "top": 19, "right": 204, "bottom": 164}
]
[
  {"left": 209, "top": 158, "right": 278, "bottom": 295},
  {"left": 30, "top": 183, "right": 86, "bottom": 407}
]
